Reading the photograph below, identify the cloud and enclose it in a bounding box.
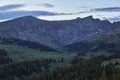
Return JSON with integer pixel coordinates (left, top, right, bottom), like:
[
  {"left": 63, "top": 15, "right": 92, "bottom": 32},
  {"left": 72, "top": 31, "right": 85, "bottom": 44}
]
[
  {"left": 36, "top": 3, "right": 54, "bottom": 8},
  {"left": 0, "top": 9, "right": 86, "bottom": 20},
  {"left": 105, "top": 16, "right": 120, "bottom": 22},
  {"left": 91, "top": 7, "right": 120, "bottom": 12},
  {"left": 0, "top": 4, "right": 25, "bottom": 11},
  {"left": 0, "top": 10, "right": 58, "bottom": 20}
]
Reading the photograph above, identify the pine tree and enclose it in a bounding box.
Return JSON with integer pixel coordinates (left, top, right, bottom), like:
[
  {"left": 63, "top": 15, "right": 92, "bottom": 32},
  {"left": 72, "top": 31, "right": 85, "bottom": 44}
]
[
  {"left": 100, "top": 69, "right": 107, "bottom": 80},
  {"left": 112, "top": 68, "right": 120, "bottom": 80}
]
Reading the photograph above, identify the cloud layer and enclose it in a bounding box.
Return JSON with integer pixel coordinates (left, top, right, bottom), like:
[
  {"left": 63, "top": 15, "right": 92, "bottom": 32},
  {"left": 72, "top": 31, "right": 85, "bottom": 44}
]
[
  {"left": 36, "top": 3, "right": 54, "bottom": 8},
  {"left": 0, "top": 4, "right": 25, "bottom": 11},
  {"left": 0, "top": 4, "right": 57, "bottom": 20},
  {"left": 105, "top": 16, "right": 120, "bottom": 22},
  {"left": 0, "top": 4, "right": 120, "bottom": 22},
  {"left": 0, "top": 4, "right": 81, "bottom": 20},
  {"left": 92, "top": 7, "right": 120, "bottom": 12},
  {"left": 0, "top": 11, "right": 58, "bottom": 20}
]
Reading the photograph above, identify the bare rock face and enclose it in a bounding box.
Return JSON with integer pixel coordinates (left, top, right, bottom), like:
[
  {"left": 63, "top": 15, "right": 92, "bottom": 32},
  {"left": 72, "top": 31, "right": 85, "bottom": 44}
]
[{"left": 0, "top": 16, "right": 119, "bottom": 48}]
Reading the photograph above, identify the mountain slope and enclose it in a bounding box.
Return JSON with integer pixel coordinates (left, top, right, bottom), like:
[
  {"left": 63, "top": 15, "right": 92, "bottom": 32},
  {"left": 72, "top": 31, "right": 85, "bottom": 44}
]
[
  {"left": 0, "top": 16, "right": 120, "bottom": 48},
  {"left": 64, "top": 30, "right": 120, "bottom": 53},
  {"left": 0, "top": 37, "right": 58, "bottom": 52}
]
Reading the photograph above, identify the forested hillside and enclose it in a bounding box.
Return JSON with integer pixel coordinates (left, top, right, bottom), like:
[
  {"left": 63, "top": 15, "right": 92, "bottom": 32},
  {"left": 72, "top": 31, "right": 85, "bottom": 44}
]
[
  {"left": 64, "top": 30, "right": 120, "bottom": 53},
  {"left": 25, "top": 54, "right": 120, "bottom": 80},
  {"left": 0, "top": 19, "right": 120, "bottom": 80}
]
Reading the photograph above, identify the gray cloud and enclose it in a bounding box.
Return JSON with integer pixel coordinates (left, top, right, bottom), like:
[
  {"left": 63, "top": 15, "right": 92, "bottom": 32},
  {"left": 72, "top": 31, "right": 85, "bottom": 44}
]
[
  {"left": 0, "top": 10, "right": 120, "bottom": 23},
  {"left": 0, "top": 4, "right": 57, "bottom": 20},
  {"left": 0, "top": 10, "right": 87, "bottom": 20},
  {"left": 0, "top": 10, "right": 58, "bottom": 20},
  {"left": 0, "top": 4, "right": 25, "bottom": 11},
  {"left": 36, "top": 3, "right": 54, "bottom": 8},
  {"left": 92, "top": 7, "right": 120, "bottom": 12}
]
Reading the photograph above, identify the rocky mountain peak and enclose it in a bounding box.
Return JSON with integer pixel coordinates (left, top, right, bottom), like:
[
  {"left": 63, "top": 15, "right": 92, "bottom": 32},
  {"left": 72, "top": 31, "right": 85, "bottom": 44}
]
[
  {"left": 0, "top": 16, "right": 120, "bottom": 49},
  {"left": 83, "top": 15, "right": 93, "bottom": 20},
  {"left": 12, "top": 15, "right": 40, "bottom": 22},
  {"left": 75, "top": 17, "right": 82, "bottom": 20}
]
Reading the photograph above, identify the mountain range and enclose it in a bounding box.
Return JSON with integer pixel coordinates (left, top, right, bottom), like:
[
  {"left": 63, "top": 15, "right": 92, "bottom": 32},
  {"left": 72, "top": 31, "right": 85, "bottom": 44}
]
[{"left": 0, "top": 16, "right": 120, "bottom": 49}]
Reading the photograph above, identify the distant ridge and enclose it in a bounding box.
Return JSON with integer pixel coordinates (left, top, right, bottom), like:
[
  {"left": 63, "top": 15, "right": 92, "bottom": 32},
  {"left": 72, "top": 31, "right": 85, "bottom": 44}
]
[{"left": 0, "top": 15, "right": 120, "bottom": 49}]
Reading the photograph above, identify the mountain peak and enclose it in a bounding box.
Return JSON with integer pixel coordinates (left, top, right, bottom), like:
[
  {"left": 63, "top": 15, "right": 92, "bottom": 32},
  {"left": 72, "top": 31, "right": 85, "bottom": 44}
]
[
  {"left": 20, "top": 15, "right": 35, "bottom": 18},
  {"left": 16, "top": 16, "right": 38, "bottom": 20},
  {"left": 84, "top": 15, "right": 93, "bottom": 19},
  {"left": 0, "top": 15, "right": 41, "bottom": 24},
  {"left": 76, "top": 17, "right": 81, "bottom": 20},
  {"left": 74, "top": 17, "right": 82, "bottom": 21},
  {"left": 74, "top": 16, "right": 94, "bottom": 21}
]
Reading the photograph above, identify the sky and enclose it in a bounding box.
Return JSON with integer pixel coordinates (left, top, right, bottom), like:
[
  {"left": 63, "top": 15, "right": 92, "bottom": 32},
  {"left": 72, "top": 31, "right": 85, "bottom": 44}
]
[{"left": 0, "top": 0, "right": 120, "bottom": 22}]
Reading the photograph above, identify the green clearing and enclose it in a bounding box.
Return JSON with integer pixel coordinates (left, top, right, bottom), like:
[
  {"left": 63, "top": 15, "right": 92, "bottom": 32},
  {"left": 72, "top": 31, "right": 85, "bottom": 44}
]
[
  {"left": 0, "top": 43, "right": 119, "bottom": 68},
  {"left": 78, "top": 50, "right": 113, "bottom": 60},
  {"left": 0, "top": 44, "right": 75, "bottom": 63}
]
